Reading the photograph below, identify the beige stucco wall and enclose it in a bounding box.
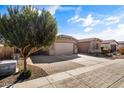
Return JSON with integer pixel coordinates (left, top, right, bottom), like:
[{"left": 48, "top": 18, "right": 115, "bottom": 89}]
[
  {"left": 49, "top": 38, "right": 77, "bottom": 55},
  {"left": 118, "top": 44, "right": 124, "bottom": 49},
  {"left": 74, "top": 43, "right": 78, "bottom": 53},
  {"left": 77, "top": 42, "right": 90, "bottom": 53},
  {"left": 89, "top": 40, "right": 102, "bottom": 53},
  {"left": 78, "top": 40, "right": 102, "bottom": 53}
]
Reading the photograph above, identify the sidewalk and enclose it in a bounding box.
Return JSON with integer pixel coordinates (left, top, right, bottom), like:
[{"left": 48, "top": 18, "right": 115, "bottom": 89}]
[{"left": 13, "top": 60, "right": 121, "bottom": 88}]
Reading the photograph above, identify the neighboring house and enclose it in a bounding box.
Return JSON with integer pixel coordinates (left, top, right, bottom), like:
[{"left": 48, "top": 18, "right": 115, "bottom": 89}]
[
  {"left": 48, "top": 35, "right": 78, "bottom": 55},
  {"left": 101, "top": 40, "right": 118, "bottom": 52},
  {"left": 118, "top": 41, "right": 124, "bottom": 49},
  {"left": 77, "top": 38, "right": 102, "bottom": 54}
]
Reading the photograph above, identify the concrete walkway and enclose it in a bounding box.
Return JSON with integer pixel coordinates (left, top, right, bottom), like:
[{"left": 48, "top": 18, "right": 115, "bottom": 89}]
[{"left": 13, "top": 59, "right": 124, "bottom": 88}]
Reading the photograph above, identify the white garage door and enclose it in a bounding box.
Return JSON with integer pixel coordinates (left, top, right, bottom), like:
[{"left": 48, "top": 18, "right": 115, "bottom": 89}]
[{"left": 55, "top": 43, "right": 73, "bottom": 55}]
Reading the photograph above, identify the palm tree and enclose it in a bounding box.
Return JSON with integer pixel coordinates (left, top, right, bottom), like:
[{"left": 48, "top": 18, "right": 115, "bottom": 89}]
[{"left": 0, "top": 6, "right": 57, "bottom": 72}]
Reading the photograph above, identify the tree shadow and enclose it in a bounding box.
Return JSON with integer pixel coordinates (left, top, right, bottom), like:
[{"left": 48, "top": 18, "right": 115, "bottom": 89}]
[
  {"left": 78, "top": 53, "right": 112, "bottom": 59},
  {"left": 31, "top": 54, "right": 81, "bottom": 64},
  {"left": 6, "top": 67, "right": 48, "bottom": 88}
]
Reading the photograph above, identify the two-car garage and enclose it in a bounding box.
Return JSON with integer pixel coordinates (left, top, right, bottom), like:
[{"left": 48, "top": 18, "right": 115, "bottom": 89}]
[
  {"left": 54, "top": 43, "right": 74, "bottom": 55},
  {"left": 49, "top": 35, "right": 77, "bottom": 55}
]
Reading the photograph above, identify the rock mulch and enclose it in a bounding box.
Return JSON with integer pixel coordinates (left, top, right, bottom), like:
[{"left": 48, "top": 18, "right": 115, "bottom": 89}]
[{"left": 0, "top": 60, "right": 48, "bottom": 87}]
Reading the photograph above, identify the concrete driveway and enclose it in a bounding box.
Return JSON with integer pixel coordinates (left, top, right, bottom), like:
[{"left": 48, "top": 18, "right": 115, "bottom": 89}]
[
  {"left": 30, "top": 54, "right": 109, "bottom": 75},
  {"left": 14, "top": 55, "right": 124, "bottom": 88}
]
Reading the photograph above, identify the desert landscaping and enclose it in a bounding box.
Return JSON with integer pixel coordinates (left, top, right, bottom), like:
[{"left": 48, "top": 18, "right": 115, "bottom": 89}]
[{"left": 1, "top": 5, "right": 124, "bottom": 88}]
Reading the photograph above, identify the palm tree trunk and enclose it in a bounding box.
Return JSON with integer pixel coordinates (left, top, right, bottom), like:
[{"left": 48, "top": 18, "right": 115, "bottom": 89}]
[{"left": 24, "top": 57, "right": 27, "bottom": 71}]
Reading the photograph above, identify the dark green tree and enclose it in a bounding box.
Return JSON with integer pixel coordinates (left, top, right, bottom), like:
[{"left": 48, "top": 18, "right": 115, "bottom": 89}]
[{"left": 0, "top": 6, "right": 57, "bottom": 72}]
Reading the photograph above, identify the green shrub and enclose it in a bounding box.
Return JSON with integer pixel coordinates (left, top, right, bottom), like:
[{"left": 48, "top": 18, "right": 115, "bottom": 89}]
[
  {"left": 101, "top": 47, "right": 110, "bottom": 55},
  {"left": 18, "top": 70, "right": 31, "bottom": 80}
]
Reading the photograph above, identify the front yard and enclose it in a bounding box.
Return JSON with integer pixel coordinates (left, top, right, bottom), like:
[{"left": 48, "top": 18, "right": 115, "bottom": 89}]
[
  {"left": 0, "top": 54, "right": 106, "bottom": 87},
  {"left": 14, "top": 55, "right": 124, "bottom": 88},
  {"left": 0, "top": 59, "right": 48, "bottom": 87},
  {"left": 1, "top": 54, "right": 124, "bottom": 88}
]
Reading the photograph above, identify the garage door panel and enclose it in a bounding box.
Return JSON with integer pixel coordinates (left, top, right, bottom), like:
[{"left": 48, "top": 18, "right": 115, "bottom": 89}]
[
  {"left": 55, "top": 43, "right": 73, "bottom": 55},
  {"left": 78, "top": 42, "right": 90, "bottom": 53}
]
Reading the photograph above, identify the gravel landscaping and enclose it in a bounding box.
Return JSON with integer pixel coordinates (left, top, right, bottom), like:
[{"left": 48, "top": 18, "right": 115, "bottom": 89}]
[{"left": 0, "top": 59, "right": 48, "bottom": 87}]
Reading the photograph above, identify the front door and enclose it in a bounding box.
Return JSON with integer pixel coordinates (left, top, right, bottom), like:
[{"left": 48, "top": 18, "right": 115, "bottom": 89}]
[{"left": 111, "top": 44, "right": 116, "bottom": 52}]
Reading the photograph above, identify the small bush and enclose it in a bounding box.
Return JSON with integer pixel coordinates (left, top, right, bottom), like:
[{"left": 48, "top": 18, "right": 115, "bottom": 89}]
[
  {"left": 18, "top": 70, "right": 31, "bottom": 80},
  {"left": 101, "top": 47, "right": 110, "bottom": 55},
  {"left": 118, "top": 48, "right": 124, "bottom": 55}
]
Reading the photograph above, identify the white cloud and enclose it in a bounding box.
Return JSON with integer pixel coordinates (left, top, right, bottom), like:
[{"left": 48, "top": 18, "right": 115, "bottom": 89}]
[
  {"left": 67, "top": 13, "right": 100, "bottom": 27},
  {"left": 67, "top": 6, "right": 82, "bottom": 23},
  {"left": 84, "top": 27, "right": 93, "bottom": 32},
  {"left": 98, "top": 24, "right": 124, "bottom": 40},
  {"left": 118, "top": 24, "right": 124, "bottom": 28},
  {"left": 71, "top": 23, "right": 124, "bottom": 41},
  {"left": 67, "top": 6, "right": 124, "bottom": 30},
  {"left": 82, "top": 14, "right": 100, "bottom": 27},
  {"left": 47, "top": 5, "right": 75, "bottom": 15},
  {"left": 47, "top": 5, "right": 60, "bottom": 15},
  {"left": 67, "top": 15, "right": 80, "bottom": 23},
  {"left": 66, "top": 6, "right": 124, "bottom": 40},
  {"left": 106, "top": 16, "right": 120, "bottom": 25},
  {"left": 67, "top": 6, "right": 100, "bottom": 28},
  {"left": 106, "top": 16, "right": 118, "bottom": 21}
]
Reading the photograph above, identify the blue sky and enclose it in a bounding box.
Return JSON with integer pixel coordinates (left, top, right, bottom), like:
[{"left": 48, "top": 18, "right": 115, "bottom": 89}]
[{"left": 0, "top": 5, "right": 124, "bottom": 41}]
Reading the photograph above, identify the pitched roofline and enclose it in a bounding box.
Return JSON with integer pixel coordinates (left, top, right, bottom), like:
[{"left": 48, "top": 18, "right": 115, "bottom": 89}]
[
  {"left": 57, "top": 34, "right": 78, "bottom": 41},
  {"left": 78, "top": 38, "right": 103, "bottom": 43},
  {"left": 102, "top": 40, "right": 118, "bottom": 44},
  {"left": 118, "top": 41, "right": 124, "bottom": 44}
]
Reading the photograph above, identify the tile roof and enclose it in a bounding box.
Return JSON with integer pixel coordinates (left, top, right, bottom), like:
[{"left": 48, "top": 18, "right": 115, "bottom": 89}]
[
  {"left": 118, "top": 41, "right": 124, "bottom": 44},
  {"left": 102, "top": 40, "right": 118, "bottom": 44},
  {"left": 78, "top": 38, "right": 102, "bottom": 43},
  {"left": 57, "top": 34, "right": 77, "bottom": 41}
]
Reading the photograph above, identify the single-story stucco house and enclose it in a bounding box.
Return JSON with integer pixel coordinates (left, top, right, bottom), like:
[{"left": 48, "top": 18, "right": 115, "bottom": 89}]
[
  {"left": 118, "top": 41, "right": 124, "bottom": 49},
  {"left": 77, "top": 38, "right": 102, "bottom": 54},
  {"left": 48, "top": 35, "right": 78, "bottom": 55},
  {"left": 101, "top": 40, "right": 118, "bottom": 52},
  {"left": 36, "top": 35, "right": 78, "bottom": 55}
]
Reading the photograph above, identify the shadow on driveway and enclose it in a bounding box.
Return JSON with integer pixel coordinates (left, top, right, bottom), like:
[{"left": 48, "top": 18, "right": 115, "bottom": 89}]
[{"left": 30, "top": 54, "right": 81, "bottom": 64}]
